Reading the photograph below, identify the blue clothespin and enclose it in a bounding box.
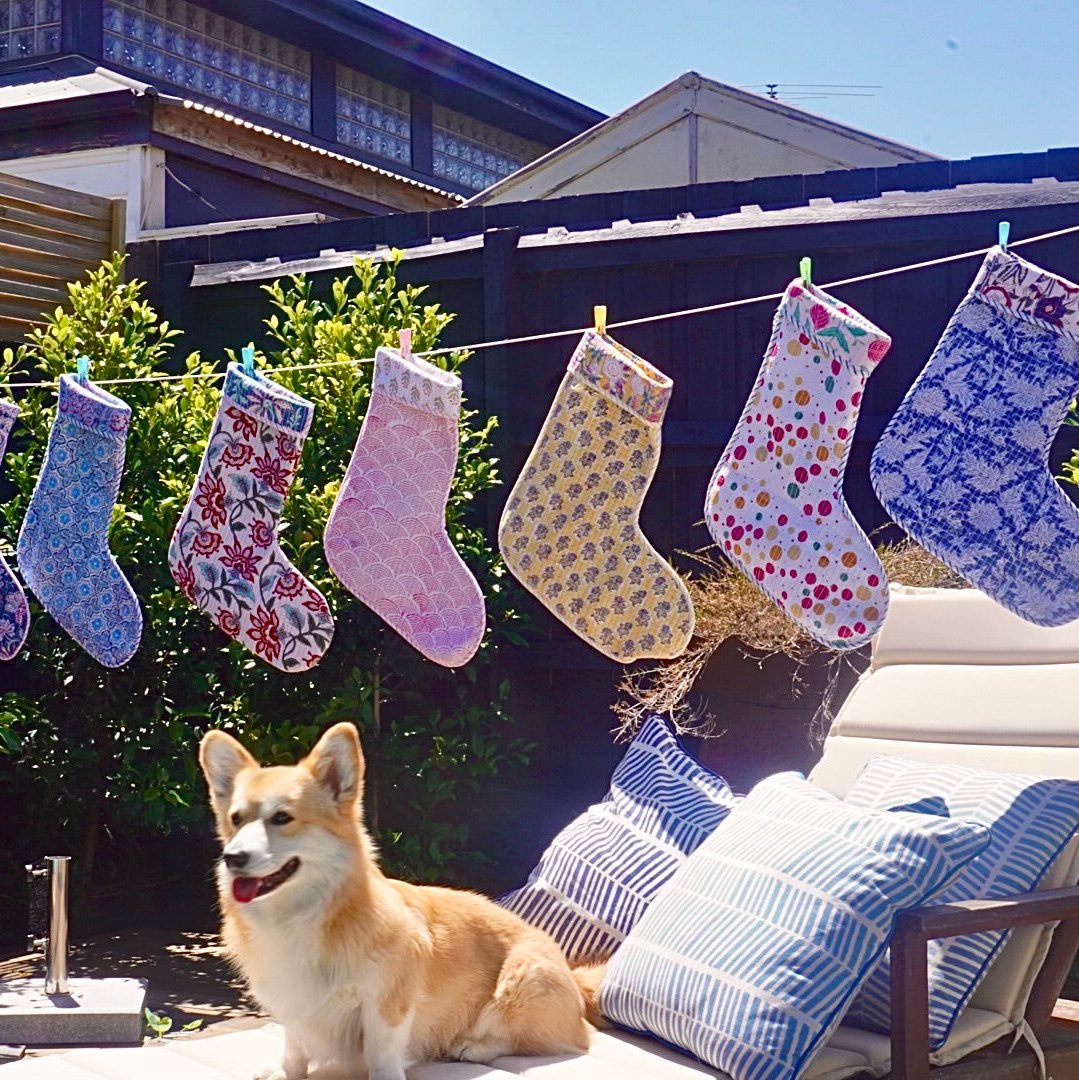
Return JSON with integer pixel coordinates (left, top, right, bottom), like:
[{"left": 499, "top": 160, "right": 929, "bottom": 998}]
[
  {"left": 998, "top": 221, "right": 1010, "bottom": 253},
  {"left": 799, "top": 256, "right": 812, "bottom": 287},
  {"left": 75, "top": 356, "right": 89, "bottom": 384},
  {"left": 241, "top": 344, "right": 255, "bottom": 377}
]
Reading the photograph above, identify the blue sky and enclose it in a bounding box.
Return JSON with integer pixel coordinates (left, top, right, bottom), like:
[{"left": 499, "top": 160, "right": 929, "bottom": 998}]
[{"left": 375, "top": 0, "right": 1070, "bottom": 159}]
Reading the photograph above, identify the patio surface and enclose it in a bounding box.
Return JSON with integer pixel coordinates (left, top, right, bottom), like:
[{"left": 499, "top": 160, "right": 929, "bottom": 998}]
[{"left": 2, "top": 928, "right": 1079, "bottom": 1067}]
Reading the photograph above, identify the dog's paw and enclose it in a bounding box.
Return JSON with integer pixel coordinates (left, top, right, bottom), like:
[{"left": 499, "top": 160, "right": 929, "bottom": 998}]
[
  {"left": 451, "top": 1038, "right": 503, "bottom": 1065},
  {"left": 252, "top": 1066, "right": 290, "bottom": 1080}
]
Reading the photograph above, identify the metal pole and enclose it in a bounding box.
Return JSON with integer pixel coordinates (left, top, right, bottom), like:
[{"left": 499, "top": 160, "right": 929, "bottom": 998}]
[{"left": 45, "top": 856, "right": 70, "bottom": 995}]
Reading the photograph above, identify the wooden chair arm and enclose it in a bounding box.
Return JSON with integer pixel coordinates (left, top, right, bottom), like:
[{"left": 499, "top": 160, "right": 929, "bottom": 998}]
[{"left": 889, "top": 885, "right": 1079, "bottom": 1080}]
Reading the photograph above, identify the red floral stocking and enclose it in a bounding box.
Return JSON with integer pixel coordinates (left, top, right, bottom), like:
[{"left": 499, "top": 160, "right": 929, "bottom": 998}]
[{"left": 169, "top": 364, "right": 334, "bottom": 671}]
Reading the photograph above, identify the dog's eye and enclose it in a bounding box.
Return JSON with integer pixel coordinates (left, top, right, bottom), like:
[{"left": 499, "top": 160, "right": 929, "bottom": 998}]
[
  {"left": 230, "top": 811, "right": 242, "bottom": 827},
  {"left": 269, "top": 811, "right": 293, "bottom": 826}
]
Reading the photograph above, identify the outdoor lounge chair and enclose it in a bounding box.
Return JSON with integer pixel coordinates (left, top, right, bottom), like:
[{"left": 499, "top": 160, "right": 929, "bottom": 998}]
[{"left": 6, "top": 585, "right": 1079, "bottom": 1079}]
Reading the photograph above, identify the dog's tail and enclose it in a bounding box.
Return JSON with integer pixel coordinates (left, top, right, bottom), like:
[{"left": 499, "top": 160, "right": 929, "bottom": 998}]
[{"left": 572, "top": 961, "right": 609, "bottom": 1029}]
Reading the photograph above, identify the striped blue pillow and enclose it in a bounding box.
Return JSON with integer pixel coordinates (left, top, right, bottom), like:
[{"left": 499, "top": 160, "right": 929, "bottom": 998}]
[
  {"left": 498, "top": 714, "right": 739, "bottom": 962},
  {"left": 844, "top": 756, "right": 1079, "bottom": 1048},
  {"left": 600, "top": 772, "right": 990, "bottom": 1080}
]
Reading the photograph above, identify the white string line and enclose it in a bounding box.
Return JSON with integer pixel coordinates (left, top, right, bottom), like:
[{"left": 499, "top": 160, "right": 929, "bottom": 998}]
[{"left": 4, "top": 220, "right": 1078, "bottom": 391}]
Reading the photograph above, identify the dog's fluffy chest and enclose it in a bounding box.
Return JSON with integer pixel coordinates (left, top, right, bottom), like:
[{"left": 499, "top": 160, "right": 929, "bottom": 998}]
[{"left": 234, "top": 916, "right": 383, "bottom": 1058}]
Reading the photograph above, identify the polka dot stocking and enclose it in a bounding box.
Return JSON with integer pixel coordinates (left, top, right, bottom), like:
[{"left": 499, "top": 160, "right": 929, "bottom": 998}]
[{"left": 705, "top": 281, "right": 893, "bottom": 649}]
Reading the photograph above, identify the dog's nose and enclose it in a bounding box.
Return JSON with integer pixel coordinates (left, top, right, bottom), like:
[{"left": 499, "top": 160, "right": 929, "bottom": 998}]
[{"left": 223, "top": 851, "right": 250, "bottom": 871}]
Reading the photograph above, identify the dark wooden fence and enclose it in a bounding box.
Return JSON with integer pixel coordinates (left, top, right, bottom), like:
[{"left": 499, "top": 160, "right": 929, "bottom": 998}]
[{"left": 128, "top": 163, "right": 1079, "bottom": 859}]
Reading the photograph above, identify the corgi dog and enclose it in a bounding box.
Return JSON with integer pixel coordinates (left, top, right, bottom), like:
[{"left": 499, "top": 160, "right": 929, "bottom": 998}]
[{"left": 199, "top": 722, "right": 599, "bottom": 1080}]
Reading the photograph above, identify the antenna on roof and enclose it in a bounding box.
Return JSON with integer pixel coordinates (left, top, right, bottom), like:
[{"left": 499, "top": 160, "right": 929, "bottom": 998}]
[{"left": 751, "top": 83, "right": 881, "bottom": 103}]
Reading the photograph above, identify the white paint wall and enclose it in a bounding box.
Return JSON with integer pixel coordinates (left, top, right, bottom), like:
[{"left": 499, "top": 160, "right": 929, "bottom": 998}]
[{"left": 0, "top": 145, "right": 165, "bottom": 239}]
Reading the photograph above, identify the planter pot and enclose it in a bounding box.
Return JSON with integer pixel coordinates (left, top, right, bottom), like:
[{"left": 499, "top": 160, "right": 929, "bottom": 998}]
[{"left": 690, "top": 639, "right": 868, "bottom": 794}]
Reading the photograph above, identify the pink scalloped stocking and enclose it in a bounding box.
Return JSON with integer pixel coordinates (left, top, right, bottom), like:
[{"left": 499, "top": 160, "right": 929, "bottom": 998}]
[{"left": 324, "top": 348, "right": 485, "bottom": 668}]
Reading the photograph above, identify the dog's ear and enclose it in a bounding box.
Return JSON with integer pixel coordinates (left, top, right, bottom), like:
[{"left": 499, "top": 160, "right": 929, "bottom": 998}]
[
  {"left": 200, "top": 730, "right": 258, "bottom": 807},
  {"left": 305, "top": 722, "right": 364, "bottom": 806}
]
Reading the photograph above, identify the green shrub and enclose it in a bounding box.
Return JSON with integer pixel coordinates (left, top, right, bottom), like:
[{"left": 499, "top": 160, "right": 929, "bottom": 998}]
[{"left": 0, "top": 253, "right": 529, "bottom": 937}]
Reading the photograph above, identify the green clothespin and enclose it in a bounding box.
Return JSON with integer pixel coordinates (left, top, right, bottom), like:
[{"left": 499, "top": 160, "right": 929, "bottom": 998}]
[
  {"left": 799, "top": 256, "right": 812, "bottom": 287},
  {"left": 241, "top": 344, "right": 255, "bottom": 377},
  {"left": 998, "top": 221, "right": 1011, "bottom": 253},
  {"left": 76, "top": 356, "right": 90, "bottom": 384}
]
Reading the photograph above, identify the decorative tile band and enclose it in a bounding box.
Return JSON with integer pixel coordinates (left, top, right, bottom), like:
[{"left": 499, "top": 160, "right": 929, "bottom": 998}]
[
  {"left": 974, "top": 246, "right": 1079, "bottom": 340},
  {"left": 569, "top": 330, "right": 673, "bottom": 425},
  {"left": 222, "top": 364, "right": 313, "bottom": 436}
]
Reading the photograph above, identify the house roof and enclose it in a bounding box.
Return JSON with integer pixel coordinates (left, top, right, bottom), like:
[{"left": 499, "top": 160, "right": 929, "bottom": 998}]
[
  {"left": 267, "top": 0, "right": 604, "bottom": 140},
  {"left": 0, "top": 63, "right": 463, "bottom": 203},
  {"left": 468, "top": 71, "right": 939, "bottom": 206}
]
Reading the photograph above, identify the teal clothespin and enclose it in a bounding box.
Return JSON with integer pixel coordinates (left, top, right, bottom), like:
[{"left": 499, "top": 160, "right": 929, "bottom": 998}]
[
  {"left": 241, "top": 344, "right": 255, "bottom": 377},
  {"left": 75, "top": 356, "right": 89, "bottom": 384},
  {"left": 998, "top": 221, "right": 1011, "bottom": 253},
  {"left": 799, "top": 256, "right": 812, "bottom": 287}
]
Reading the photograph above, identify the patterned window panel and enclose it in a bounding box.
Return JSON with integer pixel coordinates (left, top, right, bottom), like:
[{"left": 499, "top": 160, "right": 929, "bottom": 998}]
[
  {"left": 102, "top": 0, "right": 311, "bottom": 130},
  {"left": 432, "top": 104, "right": 545, "bottom": 192}
]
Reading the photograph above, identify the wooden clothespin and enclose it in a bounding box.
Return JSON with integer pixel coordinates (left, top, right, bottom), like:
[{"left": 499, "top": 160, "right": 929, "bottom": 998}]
[
  {"left": 799, "top": 257, "right": 812, "bottom": 287},
  {"left": 398, "top": 328, "right": 412, "bottom": 358},
  {"left": 998, "top": 221, "right": 1011, "bottom": 253},
  {"left": 593, "top": 305, "right": 607, "bottom": 336},
  {"left": 241, "top": 344, "right": 255, "bottom": 377}
]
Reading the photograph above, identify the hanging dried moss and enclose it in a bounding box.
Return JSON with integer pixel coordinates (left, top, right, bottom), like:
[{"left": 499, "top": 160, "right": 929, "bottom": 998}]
[{"left": 613, "top": 540, "right": 967, "bottom": 738}]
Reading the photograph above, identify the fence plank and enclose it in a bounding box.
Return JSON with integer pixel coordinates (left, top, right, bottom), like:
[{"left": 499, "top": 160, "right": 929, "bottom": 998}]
[
  {"left": 0, "top": 195, "right": 112, "bottom": 243},
  {"left": 0, "top": 172, "right": 114, "bottom": 219}
]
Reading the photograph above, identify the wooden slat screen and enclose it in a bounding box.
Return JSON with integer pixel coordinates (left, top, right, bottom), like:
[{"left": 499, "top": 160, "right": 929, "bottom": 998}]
[{"left": 0, "top": 171, "right": 126, "bottom": 341}]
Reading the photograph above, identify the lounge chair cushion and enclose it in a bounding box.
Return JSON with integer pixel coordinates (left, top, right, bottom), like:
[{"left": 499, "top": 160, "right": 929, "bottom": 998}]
[
  {"left": 599, "top": 772, "right": 991, "bottom": 1080},
  {"left": 843, "top": 754, "right": 1079, "bottom": 1048},
  {"left": 498, "top": 714, "right": 738, "bottom": 962}
]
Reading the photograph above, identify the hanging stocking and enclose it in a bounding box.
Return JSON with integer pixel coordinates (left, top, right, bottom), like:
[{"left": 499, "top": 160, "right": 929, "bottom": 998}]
[
  {"left": 499, "top": 331, "right": 694, "bottom": 662},
  {"left": 706, "top": 281, "right": 892, "bottom": 649},
  {"left": 169, "top": 363, "right": 334, "bottom": 671},
  {"left": 323, "top": 347, "right": 485, "bottom": 668},
  {"left": 17, "top": 375, "right": 142, "bottom": 667},
  {"left": 871, "top": 247, "right": 1079, "bottom": 625},
  {"left": 0, "top": 400, "right": 29, "bottom": 660}
]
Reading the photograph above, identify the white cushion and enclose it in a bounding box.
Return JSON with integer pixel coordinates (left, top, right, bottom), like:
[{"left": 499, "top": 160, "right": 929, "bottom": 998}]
[
  {"left": 871, "top": 585, "right": 1079, "bottom": 667},
  {"left": 495, "top": 1030, "right": 869, "bottom": 1078}
]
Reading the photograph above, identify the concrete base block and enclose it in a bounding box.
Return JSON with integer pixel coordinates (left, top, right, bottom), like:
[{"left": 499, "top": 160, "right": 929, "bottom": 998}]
[{"left": 0, "top": 978, "right": 147, "bottom": 1046}]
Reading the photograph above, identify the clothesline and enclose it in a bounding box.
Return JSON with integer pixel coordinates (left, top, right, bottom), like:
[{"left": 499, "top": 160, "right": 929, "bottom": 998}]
[{"left": 5, "top": 218, "right": 1079, "bottom": 390}]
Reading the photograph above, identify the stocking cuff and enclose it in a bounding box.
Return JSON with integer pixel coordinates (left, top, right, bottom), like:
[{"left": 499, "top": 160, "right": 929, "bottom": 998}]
[
  {"left": 0, "top": 398, "right": 18, "bottom": 454},
  {"left": 783, "top": 282, "right": 891, "bottom": 375},
  {"left": 973, "top": 247, "right": 1079, "bottom": 340},
  {"left": 373, "top": 346, "right": 462, "bottom": 417},
  {"left": 58, "top": 374, "right": 130, "bottom": 438},
  {"left": 223, "top": 363, "right": 314, "bottom": 436},
  {"left": 570, "top": 331, "right": 672, "bottom": 424}
]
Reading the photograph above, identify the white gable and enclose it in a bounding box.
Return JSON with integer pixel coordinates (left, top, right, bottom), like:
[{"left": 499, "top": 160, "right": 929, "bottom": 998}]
[{"left": 471, "top": 71, "right": 937, "bottom": 205}]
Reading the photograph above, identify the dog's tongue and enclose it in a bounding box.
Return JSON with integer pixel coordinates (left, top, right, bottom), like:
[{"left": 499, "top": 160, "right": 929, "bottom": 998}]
[{"left": 232, "top": 877, "right": 261, "bottom": 904}]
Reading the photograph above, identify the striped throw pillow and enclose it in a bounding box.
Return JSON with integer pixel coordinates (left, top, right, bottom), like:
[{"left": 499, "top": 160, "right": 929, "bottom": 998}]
[
  {"left": 600, "top": 772, "right": 990, "bottom": 1080},
  {"left": 498, "top": 714, "right": 739, "bottom": 963},
  {"left": 844, "top": 756, "right": 1079, "bottom": 1048}
]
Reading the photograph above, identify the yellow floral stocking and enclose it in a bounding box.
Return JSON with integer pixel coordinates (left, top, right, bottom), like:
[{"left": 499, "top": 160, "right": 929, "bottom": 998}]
[{"left": 499, "top": 331, "right": 694, "bottom": 662}]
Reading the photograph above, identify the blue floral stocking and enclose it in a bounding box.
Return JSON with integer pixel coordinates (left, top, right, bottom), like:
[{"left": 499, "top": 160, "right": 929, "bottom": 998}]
[
  {"left": 0, "top": 400, "right": 29, "bottom": 660},
  {"left": 871, "top": 247, "right": 1079, "bottom": 625},
  {"left": 17, "top": 376, "right": 142, "bottom": 666}
]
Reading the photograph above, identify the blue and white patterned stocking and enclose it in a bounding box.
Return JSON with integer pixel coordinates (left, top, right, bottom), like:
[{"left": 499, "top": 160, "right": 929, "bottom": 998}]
[
  {"left": 17, "top": 375, "right": 142, "bottom": 666},
  {"left": 0, "top": 400, "right": 29, "bottom": 660},
  {"left": 871, "top": 247, "right": 1079, "bottom": 625}
]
